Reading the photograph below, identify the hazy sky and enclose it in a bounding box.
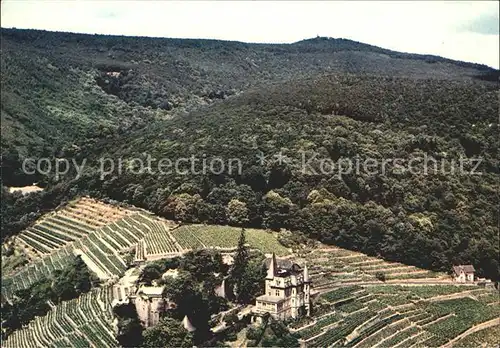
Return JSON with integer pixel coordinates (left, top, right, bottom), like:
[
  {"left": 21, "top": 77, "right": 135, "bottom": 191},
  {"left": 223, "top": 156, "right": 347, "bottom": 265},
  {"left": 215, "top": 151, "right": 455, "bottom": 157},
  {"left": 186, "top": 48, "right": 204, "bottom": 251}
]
[{"left": 1, "top": 1, "right": 499, "bottom": 68}]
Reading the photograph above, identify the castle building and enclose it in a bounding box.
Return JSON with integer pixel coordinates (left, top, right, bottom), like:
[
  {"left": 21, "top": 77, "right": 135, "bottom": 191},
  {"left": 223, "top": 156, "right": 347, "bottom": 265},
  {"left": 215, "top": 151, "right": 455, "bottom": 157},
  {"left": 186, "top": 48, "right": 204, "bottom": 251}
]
[
  {"left": 134, "top": 286, "right": 166, "bottom": 327},
  {"left": 253, "top": 253, "right": 311, "bottom": 321},
  {"left": 112, "top": 269, "right": 172, "bottom": 328},
  {"left": 111, "top": 272, "right": 139, "bottom": 304}
]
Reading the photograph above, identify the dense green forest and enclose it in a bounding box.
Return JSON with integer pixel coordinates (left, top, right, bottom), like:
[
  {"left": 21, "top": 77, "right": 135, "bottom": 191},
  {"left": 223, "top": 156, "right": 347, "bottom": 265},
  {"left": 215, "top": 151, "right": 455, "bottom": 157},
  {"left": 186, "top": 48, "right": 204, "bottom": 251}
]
[
  {"left": 1, "top": 28, "right": 496, "bottom": 185},
  {"left": 1, "top": 29, "right": 498, "bottom": 282}
]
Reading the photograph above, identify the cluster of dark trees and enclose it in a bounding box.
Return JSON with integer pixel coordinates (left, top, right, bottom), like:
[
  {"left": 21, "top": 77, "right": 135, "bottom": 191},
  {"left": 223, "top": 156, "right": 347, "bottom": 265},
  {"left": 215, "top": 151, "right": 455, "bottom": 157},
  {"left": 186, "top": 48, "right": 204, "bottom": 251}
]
[
  {"left": 246, "top": 315, "right": 300, "bottom": 347},
  {"left": 1, "top": 256, "right": 96, "bottom": 338}
]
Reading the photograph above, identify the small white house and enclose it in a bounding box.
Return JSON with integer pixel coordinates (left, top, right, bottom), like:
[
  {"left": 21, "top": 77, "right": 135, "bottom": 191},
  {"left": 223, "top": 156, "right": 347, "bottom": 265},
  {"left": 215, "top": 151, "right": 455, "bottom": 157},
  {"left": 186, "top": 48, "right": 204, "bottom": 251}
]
[{"left": 453, "top": 265, "right": 475, "bottom": 283}]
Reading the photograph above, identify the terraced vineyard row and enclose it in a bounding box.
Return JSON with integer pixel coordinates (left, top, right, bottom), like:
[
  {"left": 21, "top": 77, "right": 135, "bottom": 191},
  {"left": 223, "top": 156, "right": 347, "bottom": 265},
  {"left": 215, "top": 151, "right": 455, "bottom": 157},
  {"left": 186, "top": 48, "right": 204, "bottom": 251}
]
[
  {"left": 2, "top": 247, "right": 73, "bottom": 301},
  {"left": 59, "top": 213, "right": 163, "bottom": 279},
  {"left": 303, "top": 308, "right": 401, "bottom": 347},
  {"left": 368, "top": 285, "right": 480, "bottom": 304},
  {"left": 297, "top": 312, "right": 343, "bottom": 340},
  {"left": 8, "top": 200, "right": 287, "bottom": 292},
  {"left": 171, "top": 224, "right": 290, "bottom": 256},
  {"left": 3, "top": 287, "right": 117, "bottom": 348},
  {"left": 13, "top": 197, "right": 133, "bottom": 258},
  {"left": 298, "top": 247, "right": 445, "bottom": 288},
  {"left": 352, "top": 314, "right": 406, "bottom": 348},
  {"left": 297, "top": 284, "right": 500, "bottom": 348},
  {"left": 142, "top": 220, "right": 182, "bottom": 257},
  {"left": 453, "top": 324, "right": 500, "bottom": 348},
  {"left": 3, "top": 212, "right": 165, "bottom": 299}
]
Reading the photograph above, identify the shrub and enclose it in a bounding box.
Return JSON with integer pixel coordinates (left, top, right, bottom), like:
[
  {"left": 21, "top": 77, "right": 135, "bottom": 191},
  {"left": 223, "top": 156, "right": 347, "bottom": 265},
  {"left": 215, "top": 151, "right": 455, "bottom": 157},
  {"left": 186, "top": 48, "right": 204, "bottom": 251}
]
[{"left": 375, "top": 271, "right": 386, "bottom": 282}]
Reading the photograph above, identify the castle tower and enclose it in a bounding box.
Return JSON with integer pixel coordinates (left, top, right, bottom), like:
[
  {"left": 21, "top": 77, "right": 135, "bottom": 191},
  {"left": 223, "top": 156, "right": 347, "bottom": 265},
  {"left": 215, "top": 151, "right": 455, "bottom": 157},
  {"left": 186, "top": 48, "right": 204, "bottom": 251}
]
[
  {"left": 183, "top": 315, "right": 196, "bottom": 332},
  {"left": 267, "top": 253, "right": 277, "bottom": 280},
  {"left": 303, "top": 262, "right": 311, "bottom": 316},
  {"left": 264, "top": 253, "right": 277, "bottom": 297},
  {"left": 254, "top": 255, "right": 313, "bottom": 321}
]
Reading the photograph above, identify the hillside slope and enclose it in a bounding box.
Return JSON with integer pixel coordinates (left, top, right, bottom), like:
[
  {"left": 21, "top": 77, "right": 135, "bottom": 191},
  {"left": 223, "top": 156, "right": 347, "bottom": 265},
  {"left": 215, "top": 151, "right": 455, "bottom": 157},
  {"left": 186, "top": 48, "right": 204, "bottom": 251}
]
[
  {"left": 1, "top": 28, "right": 497, "bottom": 185},
  {"left": 1, "top": 29, "right": 498, "bottom": 282},
  {"left": 3, "top": 198, "right": 499, "bottom": 348},
  {"left": 65, "top": 73, "right": 498, "bottom": 280}
]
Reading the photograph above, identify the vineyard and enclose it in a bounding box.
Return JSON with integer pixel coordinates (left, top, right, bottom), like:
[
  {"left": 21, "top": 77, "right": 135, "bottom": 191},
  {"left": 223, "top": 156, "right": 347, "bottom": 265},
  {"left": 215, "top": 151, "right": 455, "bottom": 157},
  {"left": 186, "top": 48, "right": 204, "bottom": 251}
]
[
  {"left": 1, "top": 198, "right": 477, "bottom": 303},
  {"left": 2, "top": 198, "right": 180, "bottom": 300},
  {"left": 2, "top": 247, "right": 74, "bottom": 301},
  {"left": 171, "top": 225, "right": 290, "bottom": 256},
  {"left": 3, "top": 198, "right": 292, "bottom": 301},
  {"left": 292, "top": 284, "right": 500, "bottom": 348},
  {"left": 3, "top": 197, "right": 499, "bottom": 348},
  {"left": 12, "top": 197, "right": 132, "bottom": 258},
  {"left": 3, "top": 287, "right": 117, "bottom": 348},
  {"left": 142, "top": 219, "right": 182, "bottom": 259},
  {"left": 289, "top": 246, "right": 448, "bottom": 289},
  {"left": 9, "top": 197, "right": 452, "bottom": 299}
]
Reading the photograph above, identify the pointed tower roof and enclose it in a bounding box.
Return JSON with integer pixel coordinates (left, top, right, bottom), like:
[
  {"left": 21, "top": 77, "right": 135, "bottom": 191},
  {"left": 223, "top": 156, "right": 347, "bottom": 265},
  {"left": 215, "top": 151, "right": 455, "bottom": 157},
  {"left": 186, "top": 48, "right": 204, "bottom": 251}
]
[
  {"left": 215, "top": 279, "right": 226, "bottom": 298},
  {"left": 182, "top": 315, "right": 196, "bottom": 332},
  {"left": 303, "top": 262, "right": 310, "bottom": 283},
  {"left": 266, "top": 253, "right": 277, "bottom": 279}
]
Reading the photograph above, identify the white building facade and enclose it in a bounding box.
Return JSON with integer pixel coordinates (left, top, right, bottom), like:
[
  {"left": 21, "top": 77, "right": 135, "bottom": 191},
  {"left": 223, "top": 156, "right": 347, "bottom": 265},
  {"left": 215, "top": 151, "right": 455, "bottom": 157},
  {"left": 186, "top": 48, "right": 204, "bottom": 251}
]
[
  {"left": 253, "top": 253, "right": 311, "bottom": 321},
  {"left": 453, "top": 265, "right": 475, "bottom": 283}
]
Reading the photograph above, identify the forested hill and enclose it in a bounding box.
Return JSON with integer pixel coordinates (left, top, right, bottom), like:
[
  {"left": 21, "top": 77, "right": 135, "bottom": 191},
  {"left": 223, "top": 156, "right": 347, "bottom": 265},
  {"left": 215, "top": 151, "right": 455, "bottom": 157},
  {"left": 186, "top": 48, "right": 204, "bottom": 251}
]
[
  {"left": 1, "top": 28, "right": 498, "bottom": 281},
  {"left": 1, "top": 28, "right": 497, "bottom": 184}
]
